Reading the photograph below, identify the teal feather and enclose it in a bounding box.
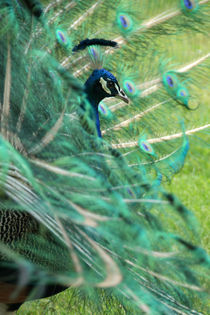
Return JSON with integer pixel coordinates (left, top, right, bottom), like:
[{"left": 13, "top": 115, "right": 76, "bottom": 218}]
[{"left": 0, "top": 0, "right": 209, "bottom": 314}]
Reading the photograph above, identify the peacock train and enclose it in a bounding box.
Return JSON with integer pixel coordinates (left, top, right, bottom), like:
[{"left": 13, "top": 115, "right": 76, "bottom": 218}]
[{"left": 0, "top": 0, "right": 209, "bottom": 314}]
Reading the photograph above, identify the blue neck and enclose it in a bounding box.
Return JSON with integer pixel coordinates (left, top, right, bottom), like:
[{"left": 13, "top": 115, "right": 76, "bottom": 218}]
[
  {"left": 94, "top": 108, "right": 102, "bottom": 138},
  {"left": 85, "top": 94, "right": 102, "bottom": 138}
]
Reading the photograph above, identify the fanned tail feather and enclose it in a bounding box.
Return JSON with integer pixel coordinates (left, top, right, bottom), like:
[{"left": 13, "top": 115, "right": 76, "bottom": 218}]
[{"left": 0, "top": 0, "right": 209, "bottom": 314}]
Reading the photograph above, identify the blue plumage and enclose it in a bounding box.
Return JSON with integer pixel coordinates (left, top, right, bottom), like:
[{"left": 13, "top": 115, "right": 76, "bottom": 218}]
[{"left": 84, "top": 69, "right": 129, "bottom": 137}]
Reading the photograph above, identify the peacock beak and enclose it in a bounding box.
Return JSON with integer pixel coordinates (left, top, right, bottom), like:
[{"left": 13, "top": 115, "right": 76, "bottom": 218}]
[{"left": 115, "top": 89, "right": 129, "bottom": 104}]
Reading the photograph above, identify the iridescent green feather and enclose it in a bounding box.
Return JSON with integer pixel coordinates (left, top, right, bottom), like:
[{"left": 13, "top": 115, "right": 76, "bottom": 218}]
[{"left": 0, "top": 1, "right": 209, "bottom": 314}]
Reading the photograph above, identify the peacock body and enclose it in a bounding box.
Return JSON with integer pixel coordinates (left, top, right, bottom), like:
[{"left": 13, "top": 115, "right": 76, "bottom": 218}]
[{"left": 0, "top": 0, "right": 209, "bottom": 314}]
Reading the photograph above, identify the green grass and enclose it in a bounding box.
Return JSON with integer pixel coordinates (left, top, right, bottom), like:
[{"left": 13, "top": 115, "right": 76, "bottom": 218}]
[{"left": 167, "top": 140, "right": 210, "bottom": 253}]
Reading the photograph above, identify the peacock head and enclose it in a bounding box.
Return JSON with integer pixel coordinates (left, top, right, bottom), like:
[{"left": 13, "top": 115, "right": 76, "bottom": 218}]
[{"left": 85, "top": 69, "right": 129, "bottom": 108}]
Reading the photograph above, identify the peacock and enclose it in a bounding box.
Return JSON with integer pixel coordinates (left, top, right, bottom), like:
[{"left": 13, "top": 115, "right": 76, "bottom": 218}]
[{"left": 0, "top": 0, "right": 209, "bottom": 314}]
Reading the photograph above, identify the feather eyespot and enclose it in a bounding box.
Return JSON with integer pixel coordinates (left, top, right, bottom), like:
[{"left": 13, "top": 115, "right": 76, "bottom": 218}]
[
  {"left": 117, "top": 13, "right": 133, "bottom": 32},
  {"left": 126, "top": 187, "right": 136, "bottom": 198},
  {"left": 138, "top": 139, "right": 155, "bottom": 156},
  {"left": 123, "top": 80, "right": 137, "bottom": 96},
  {"left": 163, "top": 72, "right": 192, "bottom": 107},
  {"left": 89, "top": 47, "right": 100, "bottom": 60},
  {"left": 58, "top": 32, "right": 65, "bottom": 42},
  {"left": 98, "top": 103, "right": 112, "bottom": 119},
  {"left": 166, "top": 76, "right": 174, "bottom": 87},
  {"left": 56, "top": 29, "right": 71, "bottom": 49},
  {"left": 184, "top": 0, "right": 193, "bottom": 9},
  {"left": 90, "top": 47, "right": 97, "bottom": 58},
  {"left": 181, "top": 0, "right": 199, "bottom": 13},
  {"left": 176, "top": 86, "right": 190, "bottom": 106},
  {"left": 120, "top": 15, "right": 128, "bottom": 28},
  {"left": 162, "top": 72, "right": 179, "bottom": 90}
]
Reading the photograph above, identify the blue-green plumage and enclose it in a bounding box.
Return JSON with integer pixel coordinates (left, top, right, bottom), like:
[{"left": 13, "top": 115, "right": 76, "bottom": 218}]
[
  {"left": 0, "top": 0, "right": 209, "bottom": 314},
  {"left": 84, "top": 69, "right": 129, "bottom": 137}
]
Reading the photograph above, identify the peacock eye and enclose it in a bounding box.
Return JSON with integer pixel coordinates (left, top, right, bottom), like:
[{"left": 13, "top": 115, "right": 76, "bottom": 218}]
[{"left": 107, "top": 81, "right": 114, "bottom": 87}]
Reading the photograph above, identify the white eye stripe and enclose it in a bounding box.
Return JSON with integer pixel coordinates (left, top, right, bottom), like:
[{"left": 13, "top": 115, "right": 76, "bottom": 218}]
[
  {"left": 100, "top": 77, "right": 111, "bottom": 95},
  {"left": 114, "top": 83, "right": 126, "bottom": 96},
  {"left": 114, "top": 83, "right": 120, "bottom": 94}
]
